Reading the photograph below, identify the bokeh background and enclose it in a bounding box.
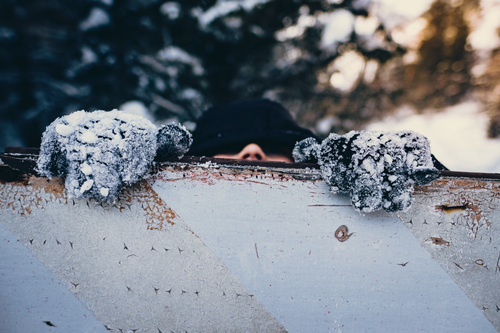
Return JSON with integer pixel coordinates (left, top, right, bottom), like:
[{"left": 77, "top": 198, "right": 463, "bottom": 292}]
[{"left": 1, "top": 0, "right": 499, "bottom": 171}]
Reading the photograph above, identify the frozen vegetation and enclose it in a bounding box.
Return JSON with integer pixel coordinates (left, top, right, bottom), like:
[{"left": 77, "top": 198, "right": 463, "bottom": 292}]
[
  {"left": 294, "top": 130, "right": 440, "bottom": 212},
  {"left": 37, "top": 108, "right": 439, "bottom": 212},
  {"left": 37, "top": 110, "right": 191, "bottom": 203}
]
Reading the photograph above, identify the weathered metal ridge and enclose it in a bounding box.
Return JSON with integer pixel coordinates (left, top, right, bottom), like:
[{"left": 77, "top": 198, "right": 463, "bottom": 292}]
[{"left": 2, "top": 147, "right": 500, "bottom": 180}]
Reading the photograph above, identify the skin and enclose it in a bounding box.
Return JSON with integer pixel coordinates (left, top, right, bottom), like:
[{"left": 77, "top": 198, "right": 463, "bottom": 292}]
[{"left": 214, "top": 143, "right": 292, "bottom": 162}]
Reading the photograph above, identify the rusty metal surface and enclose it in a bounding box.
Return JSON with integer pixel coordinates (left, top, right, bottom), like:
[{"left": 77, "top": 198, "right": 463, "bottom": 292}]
[{"left": 1, "top": 155, "right": 499, "bottom": 332}]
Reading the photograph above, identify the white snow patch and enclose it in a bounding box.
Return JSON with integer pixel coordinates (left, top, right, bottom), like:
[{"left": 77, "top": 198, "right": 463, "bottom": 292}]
[
  {"left": 194, "top": 0, "right": 270, "bottom": 27},
  {"left": 365, "top": 102, "right": 500, "bottom": 173},
  {"left": 120, "top": 101, "right": 154, "bottom": 122},
  {"left": 100, "top": 187, "right": 109, "bottom": 197},
  {"left": 160, "top": 2, "right": 181, "bottom": 20},
  {"left": 157, "top": 46, "right": 204, "bottom": 76},
  {"left": 319, "top": 9, "right": 355, "bottom": 50},
  {"left": 275, "top": 13, "right": 316, "bottom": 41},
  {"left": 80, "top": 179, "right": 94, "bottom": 193},
  {"left": 55, "top": 124, "right": 74, "bottom": 137},
  {"left": 81, "top": 46, "right": 97, "bottom": 64},
  {"left": 80, "top": 8, "right": 110, "bottom": 31},
  {"left": 81, "top": 131, "right": 98, "bottom": 144},
  {"left": 370, "top": 0, "right": 434, "bottom": 30},
  {"left": 80, "top": 162, "right": 93, "bottom": 176},
  {"left": 329, "top": 51, "right": 365, "bottom": 92},
  {"left": 316, "top": 116, "right": 339, "bottom": 135},
  {"left": 468, "top": 0, "right": 500, "bottom": 50}
]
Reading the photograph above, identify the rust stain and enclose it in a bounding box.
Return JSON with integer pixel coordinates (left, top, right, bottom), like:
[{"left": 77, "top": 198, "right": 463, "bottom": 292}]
[
  {"left": 416, "top": 177, "right": 500, "bottom": 194},
  {"left": 429, "top": 237, "right": 450, "bottom": 246},
  {"left": 0, "top": 175, "right": 177, "bottom": 231},
  {"left": 438, "top": 199, "right": 491, "bottom": 238},
  {"left": 0, "top": 176, "right": 65, "bottom": 216},
  {"left": 431, "top": 185, "right": 493, "bottom": 239},
  {"left": 435, "top": 204, "right": 468, "bottom": 213},
  {"left": 133, "top": 181, "right": 178, "bottom": 230},
  {"left": 475, "top": 259, "right": 486, "bottom": 267}
]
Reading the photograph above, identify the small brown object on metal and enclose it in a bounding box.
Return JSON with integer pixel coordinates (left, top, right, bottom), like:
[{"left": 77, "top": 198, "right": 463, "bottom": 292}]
[{"left": 335, "top": 225, "right": 353, "bottom": 242}]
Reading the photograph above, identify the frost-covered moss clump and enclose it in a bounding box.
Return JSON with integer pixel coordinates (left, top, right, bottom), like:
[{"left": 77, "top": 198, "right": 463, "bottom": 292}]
[
  {"left": 37, "top": 110, "right": 191, "bottom": 203},
  {"left": 294, "top": 130, "right": 440, "bottom": 212}
]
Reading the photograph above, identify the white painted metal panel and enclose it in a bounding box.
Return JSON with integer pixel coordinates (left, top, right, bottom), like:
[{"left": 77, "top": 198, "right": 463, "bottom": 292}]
[
  {"left": 0, "top": 223, "right": 107, "bottom": 333},
  {"left": 398, "top": 177, "right": 500, "bottom": 330},
  {"left": 153, "top": 163, "right": 499, "bottom": 332},
  {"left": 0, "top": 160, "right": 499, "bottom": 332},
  {"left": 0, "top": 177, "right": 285, "bottom": 332}
]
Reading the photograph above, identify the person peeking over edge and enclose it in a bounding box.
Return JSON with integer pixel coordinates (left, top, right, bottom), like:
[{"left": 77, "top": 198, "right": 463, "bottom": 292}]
[
  {"left": 36, "top": 97, "right": 446, "bottom": 212},
  {"left": 188, "top": 98, "right": 317, "bottom": 162},
  {"left": 187, "top": 98, "right": 447, "bottom": 170}
]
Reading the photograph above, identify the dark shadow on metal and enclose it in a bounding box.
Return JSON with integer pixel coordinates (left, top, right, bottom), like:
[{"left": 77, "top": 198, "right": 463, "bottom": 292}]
[{"left": 1, "top": 147, "right": 500, "bottom": 181}]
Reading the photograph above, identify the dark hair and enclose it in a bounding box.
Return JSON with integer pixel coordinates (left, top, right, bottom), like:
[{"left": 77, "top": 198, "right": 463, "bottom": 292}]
[{"left": 188, "top": 98, "right": 317, "bottom": 157}]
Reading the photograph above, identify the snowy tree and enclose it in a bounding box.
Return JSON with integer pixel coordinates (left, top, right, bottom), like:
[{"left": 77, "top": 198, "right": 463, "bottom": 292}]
[{"left": 0, "top": 0, "right": 499, "bottom": 150}]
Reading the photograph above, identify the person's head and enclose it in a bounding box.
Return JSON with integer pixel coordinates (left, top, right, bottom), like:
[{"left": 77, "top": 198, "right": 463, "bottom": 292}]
[{"left": 188, "top": 98, "right": 316, "bottom": 162}]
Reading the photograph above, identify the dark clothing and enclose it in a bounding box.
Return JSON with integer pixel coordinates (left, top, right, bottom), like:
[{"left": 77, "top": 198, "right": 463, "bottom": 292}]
[{"left": 188, "top": 98, "right": 316, "bottom": 157}]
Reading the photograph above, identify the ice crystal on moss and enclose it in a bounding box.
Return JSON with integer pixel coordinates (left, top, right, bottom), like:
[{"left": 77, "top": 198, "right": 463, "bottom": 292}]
[{"left": 294, "top": 130, "right": 440, "bottom": 212}]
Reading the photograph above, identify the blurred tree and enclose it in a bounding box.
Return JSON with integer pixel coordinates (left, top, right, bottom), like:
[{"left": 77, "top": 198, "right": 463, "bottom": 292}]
[
  {"left": 401, "top": 0, "right": 475, "bottom": 108},
  {"left": 0, "top": 0, "right": 497, "bottom": 149}
]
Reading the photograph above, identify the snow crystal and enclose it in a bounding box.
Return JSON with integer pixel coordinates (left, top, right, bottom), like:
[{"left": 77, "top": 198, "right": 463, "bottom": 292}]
[
  {"left": 100, "top": 187, "right": 109, "bottom": 197},
  {"left": 294, "top": 130, "right": 440, "bottom": 213},
  {"left": 80, "top": 162, "right": 92, "bottom": 176},
  {"left": 55, "top": 124, "right": 74, "bottom": 137},
  {"left": 80, "top": 179, "right": 94, "bottom": 193},
  {"left": 37, "top": 110, "right": 158, "bottom": 203},
  {"left": 81, "top": 130, "right": 98, "bottom": 144}
]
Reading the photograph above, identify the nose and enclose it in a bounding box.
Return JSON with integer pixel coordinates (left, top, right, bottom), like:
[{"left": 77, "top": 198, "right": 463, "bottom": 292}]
[{"left": 236, "top": 143, "right": 267, "bottom": 161}]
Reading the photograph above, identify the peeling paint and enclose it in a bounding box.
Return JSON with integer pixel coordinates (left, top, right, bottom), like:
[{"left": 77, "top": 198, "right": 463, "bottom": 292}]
[
  {"left": 0, "top": 177, "right": 66, "bottom": 216},
  {"left": 0, "top": 172, "right": 285, "bottom": 332},
  {"left": 400, "top": 177, "right": 500, "bottom": 329},
  {"left": 429, "top": 236, "right": 450, "bottom": 246},
  {"left": 0, "top": 177, "right": 177, "bottom": 231}
]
